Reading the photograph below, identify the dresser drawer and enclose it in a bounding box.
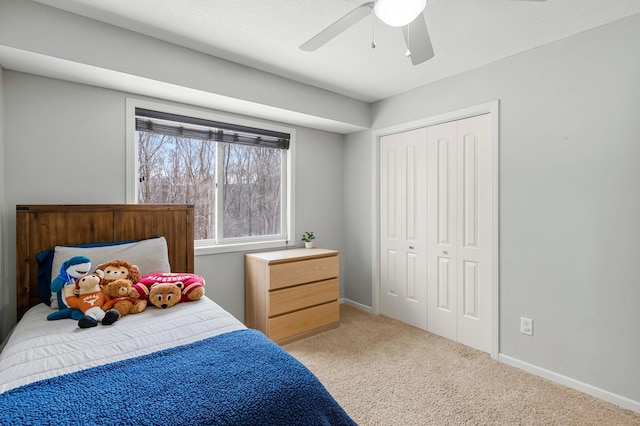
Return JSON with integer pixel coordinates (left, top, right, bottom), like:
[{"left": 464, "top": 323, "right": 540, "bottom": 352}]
[
  {"left": 268, "top": 256, "right": 338, "bottom": 290},
  {"left": 269, "top": 301, "right": 339, "bottom": 343},
  {"left": 269, "top": 278, "right": 339, "bottom": 317}
]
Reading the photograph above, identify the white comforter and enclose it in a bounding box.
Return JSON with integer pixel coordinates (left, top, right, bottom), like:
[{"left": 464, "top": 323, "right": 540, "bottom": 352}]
[{"left": 0, "top": 297, "right": 246, "bottom": 393}]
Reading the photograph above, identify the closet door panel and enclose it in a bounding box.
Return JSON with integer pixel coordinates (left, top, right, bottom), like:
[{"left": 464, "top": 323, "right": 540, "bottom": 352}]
[
  {"left": 379, "top": 128, "right": 427, "bottom": 330},
  {"left": 380, "top": 133, "right": 403, "bottom": 321},
  {"left": 402, "top": 129, "right": 427, "bottom": 329},
  {"left": 456, "top": 114, "right": 492, "bottom": 353},
  {"left": 427, "top": 121, "right": 458, "bottom": 341}
]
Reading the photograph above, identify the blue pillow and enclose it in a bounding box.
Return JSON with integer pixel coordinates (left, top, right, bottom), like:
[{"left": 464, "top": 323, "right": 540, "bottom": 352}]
[{"left": 36, "top": 240, "right": 138, "bottom": 306}]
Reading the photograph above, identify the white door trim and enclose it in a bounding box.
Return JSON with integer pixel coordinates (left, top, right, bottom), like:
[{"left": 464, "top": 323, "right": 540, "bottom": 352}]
[{"left": 371, "top": 100, "right": 500, "bottom": 359}]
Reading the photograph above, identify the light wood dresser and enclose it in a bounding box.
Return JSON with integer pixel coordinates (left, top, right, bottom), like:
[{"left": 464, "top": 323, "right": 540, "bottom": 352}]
[{"left": 245, "top": 248, "right": 340, "bottom": 344}]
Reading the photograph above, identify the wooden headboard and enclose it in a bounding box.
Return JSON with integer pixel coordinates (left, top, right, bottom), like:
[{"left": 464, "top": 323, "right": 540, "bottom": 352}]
[{"left": 16, "top": 204, "right": 194, "bottom": 320}]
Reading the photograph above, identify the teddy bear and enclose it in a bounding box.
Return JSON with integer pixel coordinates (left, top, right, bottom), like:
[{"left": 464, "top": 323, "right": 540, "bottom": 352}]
[
  {"left": 133, "top": 272, "right": 205, "bottom": 303},
  {"left": 147, "top": 282, "right": 184, "bottom": 309},
  {"left": 95, "top": 259, "right": 144, "bottom": 319},
  {"left": 47, "top": 255, "right": 92, "bottom": 321},
  {"left": 101, "top": 279, "right": 147, "bottom": 318},
  {"left": 96, "top": 259, "right": 142, "bottom": 284},
  {"left": 65, "top": 271, "right": 120, "bottom": 328}
]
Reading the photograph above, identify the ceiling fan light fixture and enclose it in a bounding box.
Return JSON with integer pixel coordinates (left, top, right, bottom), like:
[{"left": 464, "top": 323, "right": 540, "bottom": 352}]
[{"left": 374, "top": 0, "right": 427, "bottom": 27}]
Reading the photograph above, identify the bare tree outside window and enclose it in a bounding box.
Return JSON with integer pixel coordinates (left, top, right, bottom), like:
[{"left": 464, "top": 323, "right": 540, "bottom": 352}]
[
  {"left": 137, "top": 129, "right": 283, "bottom": 242},
  {"left": 223, "top": 144, "right": 281, "bottom": 238}
]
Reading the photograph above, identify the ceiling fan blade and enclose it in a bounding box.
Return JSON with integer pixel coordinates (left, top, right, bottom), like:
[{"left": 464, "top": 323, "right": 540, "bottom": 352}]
[
  {"left": 402, "top": 13, "right": 434, "bottom": 65},
  {"left": 300, "top": 2, "right": 374, "bottom": 51}
]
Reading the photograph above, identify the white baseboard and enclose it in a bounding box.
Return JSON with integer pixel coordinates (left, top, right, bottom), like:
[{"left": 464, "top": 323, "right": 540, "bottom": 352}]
[
  {"left": 339, "top": 298, "right": 374, "bottom": 313},
  {"left": 499, "top": 354, "right": 640, "bottom": 414}
]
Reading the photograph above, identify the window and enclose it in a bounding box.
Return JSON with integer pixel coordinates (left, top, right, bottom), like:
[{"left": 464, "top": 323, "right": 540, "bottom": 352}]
[{"left": 127, "top": 100, "right": 294, "bottom": 253}]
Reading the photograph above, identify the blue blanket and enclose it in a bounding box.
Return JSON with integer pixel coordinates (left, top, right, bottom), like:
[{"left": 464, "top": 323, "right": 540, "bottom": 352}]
[{"left": 0, "top": 329, "right": 356, "bottom": 426}]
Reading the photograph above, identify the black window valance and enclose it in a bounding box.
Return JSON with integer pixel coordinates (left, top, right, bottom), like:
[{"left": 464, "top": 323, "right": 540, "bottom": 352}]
[{"left": 135, "top": 108, "right": 290, "bottom": 150}]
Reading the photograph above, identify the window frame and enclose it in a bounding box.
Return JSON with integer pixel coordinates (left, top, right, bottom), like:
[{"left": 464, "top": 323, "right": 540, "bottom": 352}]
[{"left": 126, "top": 98, "right": 296, "bottom": 255}]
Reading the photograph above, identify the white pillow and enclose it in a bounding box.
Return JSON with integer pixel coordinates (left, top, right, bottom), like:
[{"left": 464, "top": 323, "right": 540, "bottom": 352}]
[
  {"left": 51, "top": 236, "right": 171, "bottom": 278},
  {"left": 49, "top": 237, "right": 171, "bottom": 308}
]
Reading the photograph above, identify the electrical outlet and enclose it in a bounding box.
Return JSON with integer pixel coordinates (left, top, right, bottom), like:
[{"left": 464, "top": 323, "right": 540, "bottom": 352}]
[{"left": 520, "top": 317, "right": 533, "bottom": 336}]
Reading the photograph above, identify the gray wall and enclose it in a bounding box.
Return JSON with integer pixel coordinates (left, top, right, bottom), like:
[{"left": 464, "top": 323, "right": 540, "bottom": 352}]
[
  {"left": 2, "top": 71, "right": 345, "bottom": 326},
  {"left": 343, "top": 13, "right": 640, "bottom": 404},
  {"left": 343, "top": 130, "right": 373, "bottom": 308}
]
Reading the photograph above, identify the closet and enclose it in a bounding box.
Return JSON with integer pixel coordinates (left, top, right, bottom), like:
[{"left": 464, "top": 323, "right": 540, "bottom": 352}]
[{"left": 379, "top": 113, "right": 494, "bottom": 353}]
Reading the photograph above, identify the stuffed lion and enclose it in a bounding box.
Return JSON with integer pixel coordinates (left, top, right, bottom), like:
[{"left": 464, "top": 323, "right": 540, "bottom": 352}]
[{"left": 95, "top": 259, "right": 143, "bottom": 319}]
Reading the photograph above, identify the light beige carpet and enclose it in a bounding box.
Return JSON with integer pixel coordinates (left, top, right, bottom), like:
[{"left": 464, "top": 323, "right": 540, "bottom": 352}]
[{"left": 283, "top": 305, "right": 640, "bottom": 425}]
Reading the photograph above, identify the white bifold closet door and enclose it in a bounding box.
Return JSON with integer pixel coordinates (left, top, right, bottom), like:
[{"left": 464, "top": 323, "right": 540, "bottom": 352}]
[
  {"left": 379, "top": 127, "right": 428, "bottom": 330},
  {"left": 379, "top": 113, "right": 493, "bottom": 353}
]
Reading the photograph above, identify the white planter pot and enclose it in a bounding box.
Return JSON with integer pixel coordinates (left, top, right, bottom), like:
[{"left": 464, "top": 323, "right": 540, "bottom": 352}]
[{"left": 305, "top": 241, "right": 314, "bottom": 249}]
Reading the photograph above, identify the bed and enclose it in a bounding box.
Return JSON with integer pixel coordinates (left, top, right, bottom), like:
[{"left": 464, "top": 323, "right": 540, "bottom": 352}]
[{"left": 1, "top": 204, "right": 356, "bottom": 425}]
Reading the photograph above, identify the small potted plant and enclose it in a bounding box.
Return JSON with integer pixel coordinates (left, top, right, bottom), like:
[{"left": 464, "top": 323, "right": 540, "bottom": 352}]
[{"left": 301, "top": 231, "right": 315, "bottom": 249}]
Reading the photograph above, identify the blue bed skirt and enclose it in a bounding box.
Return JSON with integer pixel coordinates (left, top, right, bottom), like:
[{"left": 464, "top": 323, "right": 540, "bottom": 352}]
[{"left": 0, "top": 329, "right": 356, "bottom": 426}]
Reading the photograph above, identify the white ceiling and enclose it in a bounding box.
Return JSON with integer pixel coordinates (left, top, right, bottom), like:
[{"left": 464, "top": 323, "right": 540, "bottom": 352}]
[{"left": 26, "top": 0, "right": 640, "bottom": 103}]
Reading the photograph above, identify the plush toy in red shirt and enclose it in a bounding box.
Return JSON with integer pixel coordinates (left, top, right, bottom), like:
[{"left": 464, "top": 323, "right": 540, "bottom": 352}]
[{"left": 133, "top": 272, "right": 205, "bottom": 303}]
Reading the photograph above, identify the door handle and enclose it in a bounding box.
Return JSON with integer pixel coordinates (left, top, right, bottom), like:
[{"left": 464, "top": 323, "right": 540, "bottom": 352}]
[
  {"left": 443, "top": 250, "right": 448, "bottom": 255},
  {"left": 409, "top": 246, "right": 415, "bottom": 250}
]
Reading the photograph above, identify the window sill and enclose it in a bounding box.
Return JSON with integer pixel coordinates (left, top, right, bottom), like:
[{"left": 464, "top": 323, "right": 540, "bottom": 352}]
[{"left": 195, "top": 239, "right": 295, "bottom": 256}]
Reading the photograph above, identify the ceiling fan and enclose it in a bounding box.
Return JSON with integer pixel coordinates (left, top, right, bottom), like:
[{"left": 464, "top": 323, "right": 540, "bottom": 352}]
[{"left": 300, "top": 0, "right": 547, "bottom": 66}]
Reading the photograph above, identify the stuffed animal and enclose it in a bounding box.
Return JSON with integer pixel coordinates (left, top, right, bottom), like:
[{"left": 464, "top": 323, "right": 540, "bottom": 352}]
[
  {"left": 101, "top": 279, "right": 147, "bottom": 318},
  {"left": 96, "top": 259, "right": 146, "bottom": 316},
  {"left": 134, "top": 272, "right": 205, "bottom": 303},
  {"left": 96, "top": 259, "right": 141, "bottom": 284},
  {"left": 47, "top": 255, "right": 92, "bottom": 321},
  {"left": 147, "top": 282, "right": 184, "bottom": 309},
  {"left": 66, "top": 271, "right": 119, "bottom": 328}
]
